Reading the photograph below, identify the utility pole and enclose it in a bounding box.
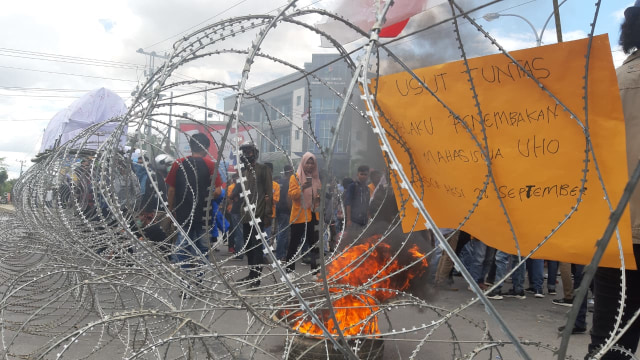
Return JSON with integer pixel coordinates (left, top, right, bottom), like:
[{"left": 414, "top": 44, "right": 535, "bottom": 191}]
[
  {"left": 136, "top": 48, "right": 168, "bottom": 136},
  {"left": 204, "top": 86, "right": 208, "bottom": 127},
  {"left": 16, "top": 159, "right": 26, "bottom": 177},
  {"left": 166, "top": 91, "right": 174, "bottom": 153},
  {"left": 136, "top": 48, "right": 169, "bottom": 77},
  {"left": 135, "top": 48, "right": 169, "bottom": 158}
]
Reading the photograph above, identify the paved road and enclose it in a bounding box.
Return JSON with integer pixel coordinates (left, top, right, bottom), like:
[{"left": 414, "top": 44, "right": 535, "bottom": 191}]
[
  {"left": 0, "top": 203, "right": 15, "bottom": 212},
  {"left": 0, "top": 206, "right": 613, "bottom": 359}
]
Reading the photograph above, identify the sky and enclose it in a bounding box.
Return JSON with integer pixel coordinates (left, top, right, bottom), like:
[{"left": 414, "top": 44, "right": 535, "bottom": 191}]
[{"left": 0, "top": 0, "right": 630, "bottom": 179}]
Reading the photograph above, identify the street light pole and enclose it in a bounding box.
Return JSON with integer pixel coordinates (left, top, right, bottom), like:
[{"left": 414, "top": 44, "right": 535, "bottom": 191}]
[
  {"left": 551, "top": 0, "right": 564, "bottom": 44},
  {"left": 482, "top": 0, "right": 566, "bottom": 47},
  {"left": 482, "top": 13, "right": 540, "bottom": 46}
]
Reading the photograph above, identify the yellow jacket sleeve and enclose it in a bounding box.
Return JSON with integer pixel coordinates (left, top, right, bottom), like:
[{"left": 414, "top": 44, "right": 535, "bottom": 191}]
[
  {"left": 288, "top": 174, "right": 313, "bottom": 224},
  {"left": 272, "top": 181, "right": 280, "bottom": 218}
]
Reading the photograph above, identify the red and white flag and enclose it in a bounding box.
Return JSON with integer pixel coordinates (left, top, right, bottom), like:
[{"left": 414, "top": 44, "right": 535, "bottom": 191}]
[{"left": 317, "top": 0, "right": 447, "bottom": 46}]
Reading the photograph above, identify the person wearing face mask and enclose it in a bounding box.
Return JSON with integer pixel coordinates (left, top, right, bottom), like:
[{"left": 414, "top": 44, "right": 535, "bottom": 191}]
[
  {"left": 156, "top": 154, "right": 174, "bottom": 175},
  {"left": 285, "top": 152, "right": 322, "bottom": 275},
  {"left": 231, "top": 141, "right": 273, "bottom": 288}
]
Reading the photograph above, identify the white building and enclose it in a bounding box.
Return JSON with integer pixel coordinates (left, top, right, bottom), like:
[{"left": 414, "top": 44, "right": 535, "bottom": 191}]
[{"left": 223, "top": 53, "right": 379, "bottom": 177}]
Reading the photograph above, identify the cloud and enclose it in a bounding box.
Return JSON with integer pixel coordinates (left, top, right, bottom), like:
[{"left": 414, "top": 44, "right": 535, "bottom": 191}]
[
  {"left": 0, "top": 131, "right": 42, "bottom": 153},
  {"left": 0, "top": 150, "right": 36, "bottom": 180},
  {"left": 612, "top": 46, "right": 626, "bottom": 68},
  {"left": 486, "top": 28, "right": 589, "bottom": 52},
  {"left": 0, "top": 118, "right": 48, "bottom": 150},
  {"left": 0, "top": 0, "right": 628, "bottom": 182},
  {"left": 99, "top": 19, "right": 115, "bottom": 32}
]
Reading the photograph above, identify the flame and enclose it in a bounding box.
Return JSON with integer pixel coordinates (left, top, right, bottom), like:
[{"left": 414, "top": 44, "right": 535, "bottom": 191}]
[{"left": 282, "top": 235, "right": 428, "bottom": 336}]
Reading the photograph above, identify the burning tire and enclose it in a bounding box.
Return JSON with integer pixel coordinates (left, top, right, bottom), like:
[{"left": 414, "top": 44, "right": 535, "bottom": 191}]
[{"left": 289, "top": 336, "right": 384, "bottom": 360}]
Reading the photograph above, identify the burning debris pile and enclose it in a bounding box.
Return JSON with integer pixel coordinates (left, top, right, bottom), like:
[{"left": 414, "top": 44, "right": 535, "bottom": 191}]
[
  {"left": 282, "top": 235, "right": 428, "bottom": 337},
  {"left": 0, "top": 0, "right": 611, "bottom": 359}
]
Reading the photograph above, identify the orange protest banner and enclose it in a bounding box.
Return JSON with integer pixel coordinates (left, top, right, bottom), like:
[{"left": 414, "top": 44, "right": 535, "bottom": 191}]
[{"left": 372, "top": 35, "right": 634, "bottom": 268}]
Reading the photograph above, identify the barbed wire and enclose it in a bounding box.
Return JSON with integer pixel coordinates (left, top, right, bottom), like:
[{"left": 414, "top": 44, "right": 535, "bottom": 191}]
[{"left": 1, "top": 1, "right": 635, "bottom": 359}]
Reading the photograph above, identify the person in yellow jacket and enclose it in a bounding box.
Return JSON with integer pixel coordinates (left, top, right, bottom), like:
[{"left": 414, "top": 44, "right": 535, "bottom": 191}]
[{"left": 285, "top": 152, "right": 321, "bottom": 273}]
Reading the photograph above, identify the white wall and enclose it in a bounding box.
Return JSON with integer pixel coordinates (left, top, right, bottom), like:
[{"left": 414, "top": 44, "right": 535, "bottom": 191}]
[{"left": 290, "top": 87, "right": 305, "bottom": 153}]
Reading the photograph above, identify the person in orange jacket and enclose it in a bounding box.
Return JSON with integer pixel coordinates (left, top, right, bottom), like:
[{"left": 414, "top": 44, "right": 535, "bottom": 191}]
[{"left": 285, "top": 152, "right": 321, "bottom": 274}]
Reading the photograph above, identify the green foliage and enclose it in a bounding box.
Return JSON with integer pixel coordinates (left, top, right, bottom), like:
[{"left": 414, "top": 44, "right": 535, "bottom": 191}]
[
  {"left": 0, "top": 170, "right": 7, "bottom": 186},
  {"left": 0, "top": 178, "right": 16, "bottom": 196}
]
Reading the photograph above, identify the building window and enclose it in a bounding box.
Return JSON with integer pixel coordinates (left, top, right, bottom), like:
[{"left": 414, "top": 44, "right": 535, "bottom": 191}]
[
  {"left": 280, "top": 132, "right": 290, "bottom": 151},
  {"left": 295, "top": 130, "right": 300, "bottom": 140},
  {"left": 296, "top": 95, "right": 301, "bottom": 106},
  {"left": 321, "top": 97, "right": 334, "bottom": 112},
  {"left": 312, "top": 114, "right": 344, "bottom": 153},
  {"left": 312, "top": 97, "right": 321, "bottom": 111}
]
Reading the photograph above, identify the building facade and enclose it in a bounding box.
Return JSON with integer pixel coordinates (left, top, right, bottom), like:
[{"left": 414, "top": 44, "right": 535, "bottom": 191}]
[{"left": 223, "top": 53, "right": 378, "bottom": 178}]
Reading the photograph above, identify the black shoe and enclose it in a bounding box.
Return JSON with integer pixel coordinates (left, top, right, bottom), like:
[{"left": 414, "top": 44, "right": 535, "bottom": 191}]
[
  {"left": 248, "top": 280, "right": 261, "bottom": 290},
  {"left": 487, "top": 290, "right": 504, "bottom": 300},
  {"left": 524, "top": 287, "right": 536, "bottom": 294},
  {"left": 237, "top": 276, "right": 252, "bottom": 283},
  {"left": 558, "top": 325, "right": 586, "bottom": 334},
  {"left": 552, "top": 298, "right": 573, "bottom": 307},
  {"left": 503, "top": 289, "right": 526, "bottom": 299},
  {"left": 548, "top": 288, "right": 557, "bottom": 295}
]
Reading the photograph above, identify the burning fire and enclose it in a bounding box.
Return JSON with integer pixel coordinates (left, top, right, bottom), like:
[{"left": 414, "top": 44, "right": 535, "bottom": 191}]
[{"left": 283, "top": 235, "right": 428, "bottom": 336}]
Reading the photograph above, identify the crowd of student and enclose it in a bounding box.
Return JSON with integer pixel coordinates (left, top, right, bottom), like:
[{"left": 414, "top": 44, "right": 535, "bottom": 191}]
[
  {"left": 140, "top": 121, "right": 632, "bottom": 359},
  {"left": 223, "top": 150, "right": 393, "bottom": 284},
  {"left": 153, "top": 132, "right": 396, "bottom": 291},
  {"left": 432, "top": 232, "right": 591, "bottom": 335},
  {"left": 80, "top": 4, "right": 640, "bottom": 357}
]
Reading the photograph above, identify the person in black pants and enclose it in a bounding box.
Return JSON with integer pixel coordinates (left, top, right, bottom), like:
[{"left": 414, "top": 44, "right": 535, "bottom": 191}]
[
  {"left": 285, "top": 152, "right": 322, "bottom": 274},
  {"left": 232, "top": 141, "right": 272, "bottom": 288},
  {"left": 588, "top": 3, "right": 640, "bottom": 358}
]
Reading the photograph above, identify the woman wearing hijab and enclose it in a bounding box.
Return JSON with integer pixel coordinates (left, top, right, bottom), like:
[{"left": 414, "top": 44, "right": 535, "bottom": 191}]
[{"left": 285, "top": 152, "right": 322, "bottom": 274}]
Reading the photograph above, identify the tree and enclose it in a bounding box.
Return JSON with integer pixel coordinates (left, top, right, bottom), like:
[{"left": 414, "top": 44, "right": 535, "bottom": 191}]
[
  {"left": 0, "top": 170, "right": 7, "bottom": 188},
  {"left": 1, "top": 178, "right": 17, "bottom": 197},
  {"left": 0, "top": 157, "right": 6, "bottom": 171}
]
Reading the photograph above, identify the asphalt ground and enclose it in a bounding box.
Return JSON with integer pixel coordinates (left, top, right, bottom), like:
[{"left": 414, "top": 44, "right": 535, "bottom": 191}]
[{"left": 0, "top": 205, "right": 622, "bottom": 360}]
